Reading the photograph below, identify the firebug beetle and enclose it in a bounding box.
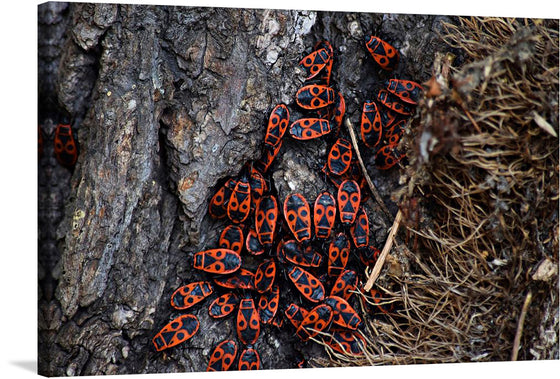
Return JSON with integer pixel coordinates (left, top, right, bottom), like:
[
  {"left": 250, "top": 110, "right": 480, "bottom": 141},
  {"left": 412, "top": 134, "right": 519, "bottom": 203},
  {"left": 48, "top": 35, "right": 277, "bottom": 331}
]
[
  {"left": 219, "top": 225, "right": 244, "bottom": 255},
  {"left": 258, "top": 285, "right": 280, "bottom": 324},
  {"left": 193, "top": 249, "right": 242, "bottom": 274},
  {"left": 313, "top": 40, "right": 334, "bottom": 85},
  {"left": 337, "top": 180, "right": 361, "bottom": 224},
  {"left": 386, "top": 78, "right": 423, "bottom": 105},
  {"left": 209, "top": 179, "right": 236, "bottom": 219},
  {"left": 54, "top": 123, "right": 78, "bottom": 168},
  {"left": 365, "top": 36, "right": 399, "bottom": 71},
  {"left": 283, "top": 193, "right": 312, "bottom": 243},
  {"left": 330, "top": 269, "right": 358, "bottom": 300},
  {"left": 254, "top": 259, "right": 276, "bottom": 294},
  {"left": 299, "top": 47, "right": 330, "bottom": 81},
  {"left": 296, "top": 84, "right": 336, "bottom": 110},
  {"left": 350, "top": 207, "right": 369, "bottom": 248},
  {"left": 328, "top": 138, "right": 353, "bottom": 175},
  {"left": 227, "top": 177, "right": 252, "bottom": 223},
  {"left": 360, "top": 101, "right": 383, "bottom": 149},
  {"left": 208, "top": 292, "right": 240, "bottom": 319},
  {"left": 238, "top": 347, "right": 261, "bottom": 370},
  {"left": 281, "top": 240, "right": 323, "bottom": 268},
  {"left": 255, "top": 194, "right": 278, "bottom": 247},
  {"left": 264, "top": 104, "right": 290, "bottom": 148},
  {"left": 324, "top": 295, "right": 362, "bottom": 330},
  {"left": 152, "top": 314, "right": 200, "bottom": 351},
  {"left": 237, "top": 297, "right": 261, "bottom": 345},
  {"left": 206, "top": 339, "right": 238, "bottom": 371},
  {"left": 295, "top": 304, "right": 333, "bottom": 341},
  {"left": 289, "top": 118, "right": 331, "bottom": 140},
  {"left": 288, "top": 266, "right": 325, "bottom": 303},
  {"left": 377, "top": 89, "right": 413, "bottom": 115},
  {"left": 313, "top": 191, "right": 336, "bottom": 239},
  {"left": 375, "top": 143, "right": 403, "bottom": 170},
  {"left": 171, "top": 281, "right": 214, "bottom": 310},
  {"left": 327, "top": 232, "right": 351, "bottom": 277}
]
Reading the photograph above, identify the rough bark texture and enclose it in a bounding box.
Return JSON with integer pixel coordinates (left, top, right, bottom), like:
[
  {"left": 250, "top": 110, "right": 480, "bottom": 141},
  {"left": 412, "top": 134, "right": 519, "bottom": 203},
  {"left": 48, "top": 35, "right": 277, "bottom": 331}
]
[{"left": 39, "top": 2, "right": 451, "bottom": 376}]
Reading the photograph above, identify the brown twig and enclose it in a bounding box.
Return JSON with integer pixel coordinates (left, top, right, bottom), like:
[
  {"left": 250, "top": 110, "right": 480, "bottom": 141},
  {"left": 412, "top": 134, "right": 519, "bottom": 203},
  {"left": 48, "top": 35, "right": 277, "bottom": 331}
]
[
  {"left": 511, "top": 290, "right": 532, "bottom": 361},
  {"left": 344, "top": 117, "right": 391, "bottom": 219},
  {"left": 363, "top": 209, "right": 402, "bottom": 291}
]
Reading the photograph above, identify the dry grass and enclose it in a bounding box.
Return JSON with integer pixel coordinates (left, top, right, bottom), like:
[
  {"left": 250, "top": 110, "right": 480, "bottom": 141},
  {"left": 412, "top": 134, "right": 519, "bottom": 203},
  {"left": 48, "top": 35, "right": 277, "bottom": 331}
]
[{"left": 314, "top": 17, "right": 559, "bottom": 366}]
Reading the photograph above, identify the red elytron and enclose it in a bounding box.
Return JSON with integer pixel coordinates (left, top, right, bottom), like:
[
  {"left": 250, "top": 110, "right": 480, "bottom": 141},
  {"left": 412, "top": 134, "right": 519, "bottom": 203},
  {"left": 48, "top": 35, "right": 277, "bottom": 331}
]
[
  {"left": 327, "top": 232, "right": 351, "bottom": 277},
  {"left": 171, "top": 281, "right": 214, "bottom": 310},
  {"left": 324, "top": 296, "right": 362, "bottom": 330},
  {"left": 208, "top": 292, "right": 240, "bottom": 319},
  {"left": 245, "top": 228, "right": 265, "bottom": 256},
  {"left": 206, "top": 339, "right": 238, "bottom": 371},
  {"left": 386, "top": 78, "right": 423, "bottom": 105},
  {"left": 360, "top": 101, "right": 383, "bottom": 149},
  {"left": 227, "top": 177, "right": 252, "bottom": 223},
  {"left": 258, "top": 285, "right": 280, "bottom": 324},
  {"left": 328, "top": 138, "right": 353, "bottom": 176},
  {"left": 219, "top": 225, "right": 244, "bottom": 255},
  {"left": 289, "top": 118, "right": 331, "bottom": 140},
  {"left": 296, "top": 84, "right": 336, "bottom": 110},
  {"left": 337, "top": 180, "right": 361, "bottom": 224},
  {"left": 288, "top": 266, "right": 325, "bottom": 303},
  {"left": 255, "top": 194, "right": 278, "bottom": 247},
  {"left": 193, "top": 249, "right": 242, "bottom": 274},
  {"left": 238, "top": 347, "right": 261, "bottom": 370},
  {"left": 313, "top": 191, "right": 336, "bottom": 240},
  {"left": 322, "top": 329, "right": 367, "bottom": 356},
  {"left": 330, "top": 269, "right": 358, "bottom": 301},
  {"left": 281, "top": 240, "right": 323, "bottom": 268},
  {"left": 54, "top": 123, "right": 78, "bottom": 168},
  {"left": 350, "top": 207, "right": 369, "bottom": 248},
  {"left": 377, "top": 89, "right": 413, "bottom": 115},
  {"left": 254, "top": 259, "right": 276, "bottom": 294},
  {"left": 375, "top": 143, "right": 403, "bottom": 170},
  {"left": 237, "top": 298, "right": 261, "bottom": 346},
  {"left": 299, "top": 47, "right": 331, "bottom": 81},
  {"left": 365, "top": 36, "right": 399, "bottom": 71},
  {"left": 152, "top": 314, "right": 200, "bottom": 352},
  {"left": 213, "top": 268, "right": 255, "bottom": 290},
  {"left": 208, "top": 178, "right": 236, "bottom": 219},
  {"left": 283, "top": 193, "right": 312, "bottom": 243},
  {"left": 295, "top": 304, "right": 333, "bottom": 341},
  {"left": 264, "top": 104, "right": 290, "bottom": 148}
]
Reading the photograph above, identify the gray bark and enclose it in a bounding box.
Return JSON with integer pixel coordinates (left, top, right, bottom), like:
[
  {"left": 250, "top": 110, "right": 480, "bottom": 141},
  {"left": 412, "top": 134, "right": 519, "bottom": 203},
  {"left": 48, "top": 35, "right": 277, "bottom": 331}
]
[{"left": 38, "top": 2, "right": 447, "bottom": 375}]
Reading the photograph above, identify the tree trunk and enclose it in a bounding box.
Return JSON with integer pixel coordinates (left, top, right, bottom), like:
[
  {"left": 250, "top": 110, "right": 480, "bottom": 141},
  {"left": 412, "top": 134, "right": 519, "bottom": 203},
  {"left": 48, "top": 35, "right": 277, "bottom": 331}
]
[{"left": 38, "top": 2, "right": 448, "bottom": 375}]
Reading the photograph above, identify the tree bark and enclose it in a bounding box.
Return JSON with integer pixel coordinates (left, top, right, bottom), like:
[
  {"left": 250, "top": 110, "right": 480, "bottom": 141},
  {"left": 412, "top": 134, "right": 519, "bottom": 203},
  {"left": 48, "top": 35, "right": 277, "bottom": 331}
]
[{"left": 38, "top": 2, "right": 448, "bottom": 375}]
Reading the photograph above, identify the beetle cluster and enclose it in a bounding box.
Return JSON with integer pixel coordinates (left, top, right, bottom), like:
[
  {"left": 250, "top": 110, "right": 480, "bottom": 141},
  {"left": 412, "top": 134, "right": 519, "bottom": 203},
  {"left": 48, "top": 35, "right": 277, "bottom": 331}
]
[
  {"left": 361, "top": 36, "right": 423, "bottom": 169},
  {"left": 152, "top": 38, "right": 406, "bottom": 371}
]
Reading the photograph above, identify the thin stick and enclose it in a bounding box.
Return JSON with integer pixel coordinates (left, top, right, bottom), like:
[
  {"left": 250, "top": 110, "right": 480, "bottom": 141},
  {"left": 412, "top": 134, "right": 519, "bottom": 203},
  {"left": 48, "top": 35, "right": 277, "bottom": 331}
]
[
  {"left": 345, "top": 118, "right": 391, "bottom": 219},
  {"left": 364, "top": 209, "right": 402, "bottom": 291},
  {"left": 511, "top": 290, "right": 532, "bottom": 361}
]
